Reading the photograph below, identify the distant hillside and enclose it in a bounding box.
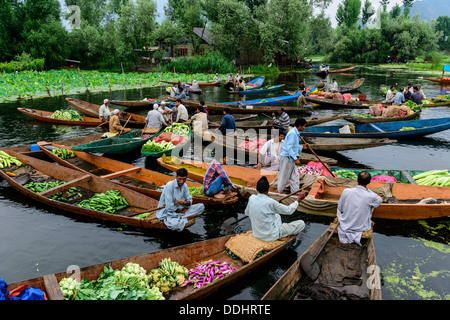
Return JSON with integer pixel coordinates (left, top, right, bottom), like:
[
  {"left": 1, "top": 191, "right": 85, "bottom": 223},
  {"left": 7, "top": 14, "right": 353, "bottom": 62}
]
[{"left": 404, "top": 0, "right": 450, "bottom": 21}]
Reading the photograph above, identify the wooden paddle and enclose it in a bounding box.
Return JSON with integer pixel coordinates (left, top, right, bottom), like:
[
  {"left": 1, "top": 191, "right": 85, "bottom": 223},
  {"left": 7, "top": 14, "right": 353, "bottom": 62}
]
[
  {"left": 96, "top": 121, "right": 108, "bottom": 128},
  {"left": 128, "top": 205, "right": 166, "bottom": 217},
  {"left": 222, "top": 185, "right": 309, "bottom": 233},
  {"left": 299, "top": 135, "right": 336, "bottom": 178},
  {"left": 119, "top": 115, "right": 132, "bottom": 136},
  {"left": 299, "top": 221, "right": 340, "bottom": 281}
]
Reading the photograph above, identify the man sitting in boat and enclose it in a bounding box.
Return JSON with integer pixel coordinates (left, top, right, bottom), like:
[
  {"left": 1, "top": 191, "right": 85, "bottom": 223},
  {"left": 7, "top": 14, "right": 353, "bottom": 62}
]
[
  {"left": 99, "top": 99, "right": 111, "bottom": 122},
  {"left": 329, "top": 78, "right": 338, "bottom": 92},
  {"left": 156, "top": 168, "right": 205, "bottom": 232},
  {"left": 404, "top": 87, "right": 412, "bottom": 101},
  {"left": 384, "top": 86, "right": 395, "bottom": 103},
  {"left": 256, "top": 128, "right": 286, "bottom": 171},
  {"left": 236, "top": 78, "right": 246, "bottom": 92},
  {"left": 203, "top": 154, "right": 238, "bottom": 199},
  {"left": 213, "top": 73, "right": 220, "bottom": 83},
  {"left": 296, "top": 91, "right": 311, "bottom": 109},
  {"left": 174, "top": 99, "right": 189, "bottom": 123},
  {"left": 190, "top": 105, "right": 208, "bottom": 136},
  {"left": 411, "top": 86, "right": 423, "bottom": 105},
  {"left": 337, "top": 171, "right": 382, "bottom": 248},
  {"left": 158, "top": 101, "right": 173, "bottom": 125},
  {"left": 144, "top": 104, "right": 167, "bottom": 134},
  {"left": 217, "top": 108, "right": 236, "bottom": 135},
  {"left": 245, "top": 176, "right": 306, "bottom": 242},
  {"left": 109, "top": 109, "right": 131, "bottom": 134},
  {"left": 272, "top": 107, "right": 290, "bottom": 131},
  {"left": 394, "top": 88, "right": 405, "bottom": 106}
]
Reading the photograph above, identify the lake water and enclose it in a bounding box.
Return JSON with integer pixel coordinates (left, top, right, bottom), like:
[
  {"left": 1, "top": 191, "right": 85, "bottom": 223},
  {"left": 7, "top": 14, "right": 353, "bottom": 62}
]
[{"left": 0, "top": 65, "right": 449, "bottom": 301}]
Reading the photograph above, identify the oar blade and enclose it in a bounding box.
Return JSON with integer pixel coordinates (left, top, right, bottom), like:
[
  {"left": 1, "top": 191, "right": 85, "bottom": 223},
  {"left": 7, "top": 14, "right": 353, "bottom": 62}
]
[{"left": 299, "top": 253, "right": 320, "bottom": 281}]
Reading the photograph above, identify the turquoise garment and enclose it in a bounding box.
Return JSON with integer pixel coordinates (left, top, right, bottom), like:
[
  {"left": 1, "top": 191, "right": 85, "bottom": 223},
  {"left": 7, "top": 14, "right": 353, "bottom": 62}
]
[
  {"left": 244, "top": 193, "right": 299, "bottom": 241},
  {"left": 156, "top": 179, "right": 204, "bottom": 231},
  {"left": 280, "top": 126, "right": 303, "bottom": 162}
]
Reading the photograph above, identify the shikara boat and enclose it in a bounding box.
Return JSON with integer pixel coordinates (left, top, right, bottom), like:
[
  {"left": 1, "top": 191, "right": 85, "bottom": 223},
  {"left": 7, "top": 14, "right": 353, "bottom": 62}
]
[
  {"left": 37, "top": 141, "right": 238, "bottom": 205},
  {"left": 71, "top": 131, "right": 154, "bottom": 154},
  {"left": 227, "top": 76, "right": 265, "bottom": 93},
  {"left": 301, "top": 117, "right": 450, "bottom": 139},
  {"left": 230, "top": 84, "right": 285, "bottom": 96},
  {"left": 339, "top": 78, "right": 365, "bottom": 93},
  {"left": 65, "top": 98, "right": 147, "bottom": 127},
  {"left": 0, "top": 150, "right": 197, "bottom": 230},
  {"left": 209, "top": 114, "right": 258, "bottom": 122},
  {"left": 208, "top": 114, "right": 350, "bottom": 130},
  {"left": 262, "top": 220, "right": 382, "bottom": 300},
  {"left": 423, "top": 77, "right": 450, "bottom": 85},
  {"left": 141, "top": 125, "right": 192, "bottom": 158},
  {"left": 110, "top": 99, "right": 165, "bottom": 109},
  {"left": 17, "top": 108, "right": 106, "bottom": 127},
  {"left": 344, "top": 109, "right": 422, "bottom": 124},
  {"left": 305, "top": 96, "right": 389, "bottom": 109},
  {"left": 6, "top": 233, "right": 297, "bottom": 300},
  {"left": 160, "top": 80, "right": 221, "bottom": 87},
  {"left": 157, "top": 155, "right": 279, "bottom": 189},
  {"left": 220, "top": 93, "right": 301, "bottom": 107},
  {"left": 297, "top": 176, "right": 450, "bottom": 220},
  {"left": 329, "top": 66, "right": 358, "bottom": 73}
]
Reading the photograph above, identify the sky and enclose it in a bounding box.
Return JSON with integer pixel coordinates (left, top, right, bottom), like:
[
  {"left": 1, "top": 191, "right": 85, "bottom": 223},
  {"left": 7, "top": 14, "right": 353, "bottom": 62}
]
[{"left": 154, "top": 0, "right": 407, "bottom": 27}]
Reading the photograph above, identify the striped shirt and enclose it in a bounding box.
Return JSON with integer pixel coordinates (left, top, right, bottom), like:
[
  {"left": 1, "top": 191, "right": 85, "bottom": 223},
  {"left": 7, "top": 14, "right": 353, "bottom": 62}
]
[
  {"left": 273, "top": 112, "right": 290, "bottom": 130},
  {"left": 203, "top": 160, "right": 233, "bottom": 192}
]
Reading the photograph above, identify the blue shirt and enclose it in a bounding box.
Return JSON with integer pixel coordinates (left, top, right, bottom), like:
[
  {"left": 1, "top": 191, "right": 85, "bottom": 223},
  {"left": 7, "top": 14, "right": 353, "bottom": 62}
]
[
  {"left": 219, "top": 113, "right": 236, "bottom": 135},
  {"left": 280, "top": 126, "right": 303, "bottom": 162},
  {"left": 394, "top": 92, "right": 405, "bottom": 106}
]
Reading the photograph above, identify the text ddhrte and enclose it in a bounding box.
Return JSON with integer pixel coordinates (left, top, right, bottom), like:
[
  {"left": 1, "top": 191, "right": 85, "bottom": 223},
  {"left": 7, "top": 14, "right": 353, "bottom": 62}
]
[{"left": 179, "top": 304, "right": 271, "bottom": 317}]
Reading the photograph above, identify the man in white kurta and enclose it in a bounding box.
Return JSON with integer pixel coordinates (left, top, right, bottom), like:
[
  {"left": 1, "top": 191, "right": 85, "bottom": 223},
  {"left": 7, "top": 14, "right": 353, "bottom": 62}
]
[
  {"left": 337, "top": 171, "right": 383, "bottom": 246},
  {"left": 99, "top": 99, "right": 112, "bottom": 122},
  {"left": 245, "top": 176, "right": 306, "bottom": 242}
]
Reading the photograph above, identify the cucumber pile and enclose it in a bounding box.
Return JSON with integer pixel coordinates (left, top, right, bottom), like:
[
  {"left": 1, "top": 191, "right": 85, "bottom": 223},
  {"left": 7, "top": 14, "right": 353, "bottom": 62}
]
[
  {"left": 77, "top": 190, "right": 130, "bottom": 213},
  {"left": 0, "top": 151, "right": 23, "bottom": 169},
  {"left": 24, "top": 180, "right": 66, "bottom": 192}
]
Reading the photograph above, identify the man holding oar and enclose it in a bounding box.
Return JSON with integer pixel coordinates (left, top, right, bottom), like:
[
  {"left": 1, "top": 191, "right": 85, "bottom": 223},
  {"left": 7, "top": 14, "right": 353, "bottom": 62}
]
[
  {"left": 277, "top": 118, "right": 308, "bottom": 194},
  {"left": 245, "top": 176, "right": 306, "bottom": 241},
  {"left": 109, "top": 109, "right": 131, "bottom": 134}
]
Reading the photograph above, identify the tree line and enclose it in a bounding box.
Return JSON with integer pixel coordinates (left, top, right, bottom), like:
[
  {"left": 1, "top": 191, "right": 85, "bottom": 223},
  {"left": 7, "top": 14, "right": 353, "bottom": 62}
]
[{"left": 0, "top": 0, "right": 448, "bottom": 71}]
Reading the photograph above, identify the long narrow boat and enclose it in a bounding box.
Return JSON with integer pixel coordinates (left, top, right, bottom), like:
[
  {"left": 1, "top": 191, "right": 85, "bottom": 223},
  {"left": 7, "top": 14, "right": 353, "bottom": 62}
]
[
  {"left": 6, "top": 232, "right": 297, "bottom": 300},
  {"left": 227, "top": 76, "right": 265, "bottom": 93},
  {"left": 65, "top": 98, "right": 147, "bottom": 127},
  {"left": 37, "top": 141, "right": 238, "bottom": 205},
  {"left": 219, "top": 93, "right": 301, "bottom": 107},
  {"left": 339, "top": 78, "right": 365, "bottom": 93},
  {"left": 296, "top": 176, "right": 450, "bottom": 220},
  {"left": 71, "top": 131, "right": 154, "bottom": 154},
  {"left": 160, "top": 80, "right": 221, "bottom": 87},
  {"left": 110, "top": 99, "right": 166, "bottom": 109},
  {"left": 305, "top": 96, "right": 389, "bottom": 109},
  {"left": 423, "top": 77, "right": 450, "bottom": 85},
  {"left": 344, "top": 109, "right": 422, "bottom": 124},
  {"left": 209, "top": 114, "right": 350, "bottom": 130},
  {"left": 0, "top": 150, "right": 197, "bottom": 229},
  {"left": 300, "top": 117, "right": 450, "bottom": 139},
  {"left": 262, "top": 220, "right": 382, "bottom": 300},
  {"left": 17, "top": 108, "right": 106, "bottom": 127},
  {"left": 230, "top": 84, "right": 285, "bottom": 96},
  {"left": 316, "top": 66, "right": 358, "bottom": 77}
]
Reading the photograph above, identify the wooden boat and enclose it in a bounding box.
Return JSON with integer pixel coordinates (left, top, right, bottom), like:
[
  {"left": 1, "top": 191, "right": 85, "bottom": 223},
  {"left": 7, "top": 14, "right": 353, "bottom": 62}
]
[
  {"left": 339, "top": 78, "right": 365, "bottom": 93},
  {"left": 6, "top": 232, "right": 297, "bottom": 300},
  {"left": 65, "top": 98, "right": 147, "bottom": 127},
  {"left": 423, "top": 77, "right": 450, "bottom": 85},
  {"left": 344, "top": 109, "right": 422, "bottom": 124},
  {"left": 262, "top": 220, "right": 382, "bottom": 300},
  {"left": 300, "top": 117, "right": 450, "bottom": 139},
  {"left": 37, "top": 141, "right": 238, "bottom": 205},
  {"left": 237, "top": 84, "right": 286, "bottom": 96},
  {"left": 298, "top": 176, "right": 450, "bottom": 220},
  {"left": 166, "top": 85, "right": 201, "bottom": 94},
  {"left": 71, "top": 131, "right": 154, "bottom": 154},
  {"left": 316, "top": 66, "right": 358, "bottom": 77},
  {"left": 227, "top": 76, "right": 267, "bottom": 94},
  {"left": 209, "top": 114, "right": 258, "bottom": 122},
  {"left": 17, "top": 108, "right": 106, "bottom": 127},
  {"left": 209, "top": 114, "right": 350, "bottom": 130},
  {"left": 305, "top": 96, "right": 389, "bottom": 109},
  {"left": 220, "top": 93, "right": 301, "bottom": 107},
  {"left": 110, "top": 99, "right": 165, "bottom": 109},
  {"left": 141, "top": 125, "right": 192, "bottom": 158},
  {"left": 0, "top": 150, "right": 197, "bottom": 230},
  {"left": 160, "top": 80, "right": 221, "bottom": 87}
]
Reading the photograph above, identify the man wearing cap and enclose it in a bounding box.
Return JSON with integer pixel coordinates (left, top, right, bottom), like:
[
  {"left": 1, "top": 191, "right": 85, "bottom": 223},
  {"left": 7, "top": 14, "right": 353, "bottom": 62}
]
[
  {"left": 145, "top": 104, "right": 167, "bottom": 133},
  {"left": 158, "top": 101, "right": 173, "bottom": 124},
  {"left": 109, "top": 109, "right": 131, "bottom": 134},
  {"left": 213, "top": 73, "right": 220, "bottom": 83},
  {"left": 99, "top": 99, "right": 112, "bottom": 122}
]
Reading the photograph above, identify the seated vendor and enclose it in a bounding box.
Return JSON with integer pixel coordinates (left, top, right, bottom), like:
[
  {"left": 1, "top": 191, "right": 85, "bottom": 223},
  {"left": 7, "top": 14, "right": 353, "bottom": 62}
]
[
  {"left": 203, "top": 154, "right": 238, "bottom": 199},
  {"left": 109, "top": 109, "right": 131, "bottom": 134}
]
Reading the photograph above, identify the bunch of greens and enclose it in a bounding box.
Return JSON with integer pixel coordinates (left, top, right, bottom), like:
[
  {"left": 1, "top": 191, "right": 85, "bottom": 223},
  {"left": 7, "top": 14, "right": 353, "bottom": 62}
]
[
  {"left": 77, "top": 190, "right": 129, "bottom": 213},
  {"left": 51, "top": 110, "right": 83, "bottom": 121},
  {"left": 333, "top": 170, "right": 357, "bottom": 179},
  {"left": 188, "top": 187, "right": 204, "bottom": 196}
]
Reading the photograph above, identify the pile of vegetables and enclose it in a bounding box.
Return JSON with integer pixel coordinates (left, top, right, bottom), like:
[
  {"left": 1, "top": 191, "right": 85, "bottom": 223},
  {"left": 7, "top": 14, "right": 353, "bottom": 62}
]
[
  {"left": 142, "top": 140, "right": 175, "bottom": 153},
  {"left": 333, "top": 170, "right": 358, "bottom": 179},
  {"left": 0, "top": 151, "right": 22, "bottom": 169},
  {"left": 59, "top": 262, "right": 165, "bottom": 300},
  {"left": 183, "top": 259, "right": 237, "bottom": 290},
  {"left": 24, "top": 180, "right": 66, "bottom": 193},
  {"left": 49, "top": 187, "right": 82, "bottom": 202},
  {"left": 51, "top": 109, "right": 84, "bottom": 121},
  {"left": 148, "top": 258, "right": 189, "bottom": 293},
  {"left": 404, "top": 100, "right": 420, "bottom": 111},
  {"left": 77, "top": 190, "right": 129, "bottom": 213},
  {"left": 188, "top": 186, "right": 204, "bottom": 196},
  {"left": 52, "top": 148, "right": 75, "bottom": 159},
  {"left": 399, "top": 127, "right": 415, "bottom": 131},
  {"left": 413, "top": 170, "right": 450, "bottom": 186},
  {"left": 298, "top": 165, "right": 323, "bottom": 176},
  {"left": 142, "top": 124, "right": 190, "bottom": 153},
  {"left": 353, "top": 113, "right": 374, "bottom": 118},
  {"left": 164, "top": 123, "right": 190, "bottom": 138}
]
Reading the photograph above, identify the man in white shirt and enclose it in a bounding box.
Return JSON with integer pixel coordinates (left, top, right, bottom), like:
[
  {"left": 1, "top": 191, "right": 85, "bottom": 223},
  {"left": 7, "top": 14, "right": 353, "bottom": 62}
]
[
  {"left": 175, "top": 99, "right": 189, "bottom": 122},
  {"left": 257, "top": 130, "right": 286, "bottom": 171},
  {"left": 213, "top": 73, "right": 220, "bottom": 83},
  {"left": 99, "top": 99, "right": 112, "bottom": 122},
  {"left": 385, "top": 86, "right": 395, "bottom": 103},
  {"left": 158, "top": 101, "right": 173, "bottom": 124},
  {"left": 245, "top": 176, "right": 306, "bottom": 242},
  {"left": 329, "top": 78, "right": 338, "bottom": 92},
  {"left": 145, "top": 104, "right": 167, "bottom": 132}
]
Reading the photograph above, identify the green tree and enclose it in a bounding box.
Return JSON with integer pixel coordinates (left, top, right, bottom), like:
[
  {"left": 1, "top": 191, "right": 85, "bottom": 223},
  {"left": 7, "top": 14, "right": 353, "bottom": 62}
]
[
  {"left": 390, "top": 4, "right": 401, "bottom": 20},
  {"left": 435, "top": 16, "right": 450, "bottom": 52},
  {"left": 336, "top": 0, "right": 362, "bottom": 27},
  {"left": 402, "top": 0, "right": 414, "bottom": 17},
  {"left": 361, "top": 0, "right": 373, "bottom": 27},
  {"left": 379, "top": 0, "right": 389, "bottom": 12},
  {"left": 0, "top": 0, "right": 24, "bottom": 61}
]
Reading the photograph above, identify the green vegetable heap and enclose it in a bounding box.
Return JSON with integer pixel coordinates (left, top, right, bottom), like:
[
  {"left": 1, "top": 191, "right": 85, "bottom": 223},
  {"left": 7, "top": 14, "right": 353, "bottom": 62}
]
[
  {"left": 52, "top": 148, "right": 75, "bottom": 159},
  {"left": 77, "top": 190, "right": 129, "bottom": 213},
  {"left": 24, "top": 180, "right": 66, "bottom": 193},
  {"left": 164, "top": 123, "right": 190, "bottom": 138},
  {"left": 59, "top": 262, "right": 165, "bottom": 300},
  {"left": 0, "top": 151, "right": 22, "bottom": 169},
  {"left": 148, "top": 258, "right": 189, "bottom": 293},
  {"left": 49, "top": 187, "right": 82, "bottom": 202},
  {"left": 142, "top": 140, "right": 175, "bottom": 153},
  {"left": 333, "top": 170, "right": 357, "bottom": 179},
  {"left": 413, "top": 170, "right": 450, "bottom": 186},
  {"left": 51, "top": 109, "right": 84, "bottom": 121},
  {"left": 404, "top": 100, "right": 420, "bottom": 111},
  {"left": 188, "top": 186, "right": 204, "bottom": 196}
]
